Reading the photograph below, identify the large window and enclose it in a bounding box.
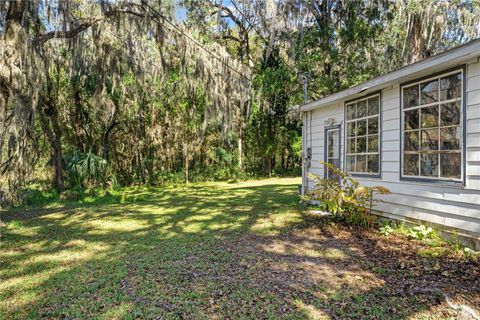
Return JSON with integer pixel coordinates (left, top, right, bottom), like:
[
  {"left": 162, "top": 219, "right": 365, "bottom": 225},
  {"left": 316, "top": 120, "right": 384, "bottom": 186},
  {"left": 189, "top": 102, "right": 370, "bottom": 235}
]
[
  {"left": 401, "top": 70, "right": 463, "bottom": 182},
  {"left": 345, "top": 94, "right": 381, "bottom": 175}
]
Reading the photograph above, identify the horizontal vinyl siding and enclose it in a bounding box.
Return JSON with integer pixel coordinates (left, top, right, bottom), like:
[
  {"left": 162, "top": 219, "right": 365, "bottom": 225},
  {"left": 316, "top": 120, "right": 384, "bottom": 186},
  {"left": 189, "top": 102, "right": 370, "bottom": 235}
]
[
  {"left": 380, "top": 86, "right": 400, "bottom": 183},
  {"left": 467, "top": 60, "right": 480, "bottom": 189},
  {"left": 306, "top": 103, "right": 344, "bottom": 187},
  {"left": 305, "top": 59, "right": 480, "bottom": 238}
]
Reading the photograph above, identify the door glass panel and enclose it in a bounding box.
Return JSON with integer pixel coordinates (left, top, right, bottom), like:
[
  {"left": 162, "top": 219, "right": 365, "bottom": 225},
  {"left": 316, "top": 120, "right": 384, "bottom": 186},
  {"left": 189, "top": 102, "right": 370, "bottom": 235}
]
[
  {"left": 326, "top": 128, "right": 340, "bottom": 178},
  {"left": 328, "top": 130, "right": 339, "bottom": 159}
]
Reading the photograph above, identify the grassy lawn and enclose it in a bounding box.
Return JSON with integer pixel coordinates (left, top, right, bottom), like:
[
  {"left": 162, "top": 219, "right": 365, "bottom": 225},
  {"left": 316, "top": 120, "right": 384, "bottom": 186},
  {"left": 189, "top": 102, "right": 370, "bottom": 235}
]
[{"left": 1, "top": 178, "right": 479, "bottom": 319}]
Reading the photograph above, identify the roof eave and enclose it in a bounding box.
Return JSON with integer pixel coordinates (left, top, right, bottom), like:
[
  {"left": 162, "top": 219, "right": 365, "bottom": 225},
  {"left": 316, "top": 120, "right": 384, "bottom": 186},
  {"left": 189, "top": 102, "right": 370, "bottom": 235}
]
[{"left": 300, "top": 39, "right": 480, "bottom": 112}]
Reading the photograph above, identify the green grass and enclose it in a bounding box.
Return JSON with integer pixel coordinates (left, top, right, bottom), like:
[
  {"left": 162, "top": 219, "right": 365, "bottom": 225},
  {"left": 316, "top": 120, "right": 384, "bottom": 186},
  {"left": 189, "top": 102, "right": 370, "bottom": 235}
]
[
  {"left": 1, "top": 178, "right": 477, "bottom": 319},
  {"left": 1, "top": 178, "right": 304, "bottom": 319}
]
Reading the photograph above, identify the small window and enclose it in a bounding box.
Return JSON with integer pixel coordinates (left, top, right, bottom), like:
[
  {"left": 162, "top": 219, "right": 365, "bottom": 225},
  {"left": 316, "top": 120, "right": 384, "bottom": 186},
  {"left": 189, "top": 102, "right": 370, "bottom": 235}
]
[
  {"left": 401, "top": 70, "right": 463, "bottom": 182},
  {"left": 345, "top": 94, "right": 381, "bottom": 175}
]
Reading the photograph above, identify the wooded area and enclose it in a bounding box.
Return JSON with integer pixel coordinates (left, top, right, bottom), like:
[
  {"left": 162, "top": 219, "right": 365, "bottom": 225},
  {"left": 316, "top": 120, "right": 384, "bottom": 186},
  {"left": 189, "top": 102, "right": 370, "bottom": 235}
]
[{"left": 1, "top": 0, "right": 479, "bottom": 204}]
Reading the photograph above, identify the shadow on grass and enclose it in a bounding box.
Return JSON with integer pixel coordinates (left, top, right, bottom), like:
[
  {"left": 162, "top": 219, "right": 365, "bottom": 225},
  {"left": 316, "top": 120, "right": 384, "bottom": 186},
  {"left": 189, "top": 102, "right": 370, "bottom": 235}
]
[{"left": 1, "top": 179, "right": 478, "bottom": 319}]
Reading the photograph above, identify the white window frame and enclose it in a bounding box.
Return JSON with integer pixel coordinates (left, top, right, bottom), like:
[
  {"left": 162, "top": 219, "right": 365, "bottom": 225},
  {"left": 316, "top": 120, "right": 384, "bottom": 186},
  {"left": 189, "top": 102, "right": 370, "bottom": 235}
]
[
  {"left": 400, "top": 68, "right": 465, "bottom": 184},
  {"left": 344, "top": 93, "right": 381, "bottom": 177}
]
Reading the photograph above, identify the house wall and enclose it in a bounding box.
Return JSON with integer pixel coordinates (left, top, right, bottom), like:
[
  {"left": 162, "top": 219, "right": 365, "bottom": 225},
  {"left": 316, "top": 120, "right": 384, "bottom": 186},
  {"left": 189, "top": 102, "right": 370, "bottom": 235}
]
[{"left": 305, "top": 59, "right": 480, "bottom": 239}]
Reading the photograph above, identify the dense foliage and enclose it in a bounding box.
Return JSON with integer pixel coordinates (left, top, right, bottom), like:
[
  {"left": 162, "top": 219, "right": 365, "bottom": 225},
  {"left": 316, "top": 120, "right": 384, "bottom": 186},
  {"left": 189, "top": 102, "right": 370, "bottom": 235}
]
[{"left": 0, "top": 0, "right": 479, "bottom": 204}]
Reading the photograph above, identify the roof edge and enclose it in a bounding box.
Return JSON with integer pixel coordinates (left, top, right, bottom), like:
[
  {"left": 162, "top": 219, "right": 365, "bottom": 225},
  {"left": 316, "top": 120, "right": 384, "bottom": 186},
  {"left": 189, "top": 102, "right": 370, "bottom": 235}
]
[{"left": 301, "top": 38, "right": 480, "bottom": 112}]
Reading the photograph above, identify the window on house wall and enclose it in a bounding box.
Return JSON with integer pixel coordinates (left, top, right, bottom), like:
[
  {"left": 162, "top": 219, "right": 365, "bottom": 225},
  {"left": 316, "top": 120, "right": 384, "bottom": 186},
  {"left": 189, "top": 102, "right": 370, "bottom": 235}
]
[
  {"left": 345, "top": 94, "right": 381, "bottom": 175},
  {"left": 401, "top": 70, "right": 463, "bottom": 182}
]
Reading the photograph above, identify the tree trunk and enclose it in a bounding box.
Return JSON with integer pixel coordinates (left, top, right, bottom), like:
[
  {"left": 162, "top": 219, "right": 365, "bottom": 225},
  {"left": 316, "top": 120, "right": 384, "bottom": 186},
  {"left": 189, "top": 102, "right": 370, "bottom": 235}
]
[
  {"left": 39, "top": 102, "right": 64, "bottom": 191},
  {"left": 408, "top": 14, "right": 425, "bottom": 63},
  {"left": 102, "top": 121, "right": 118, "bottom": 161},
  {"left": 267, "top": 156, "right": 272, "bottom": 177},
  {"left": 184, "top": 142, "right": 189, "bottom": 184}
]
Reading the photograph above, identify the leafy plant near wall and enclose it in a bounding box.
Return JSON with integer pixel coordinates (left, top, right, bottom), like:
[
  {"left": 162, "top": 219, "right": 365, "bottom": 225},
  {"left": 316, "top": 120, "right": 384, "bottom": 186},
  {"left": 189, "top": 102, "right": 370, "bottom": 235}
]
[{"left": 305, "top": 162, "right": 391, "bottom": 227}]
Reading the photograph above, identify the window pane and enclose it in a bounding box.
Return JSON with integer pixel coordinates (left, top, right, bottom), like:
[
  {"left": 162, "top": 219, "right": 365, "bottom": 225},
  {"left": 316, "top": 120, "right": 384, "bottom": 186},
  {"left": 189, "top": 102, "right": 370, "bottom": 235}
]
[
  {"left": 404, "top": 109, "right": 419, "bottom": 130},
  {"left": 368, "top": 117, "right": 378, "bottom": 135},
  {"left": 357, "top": 119, "right": 367, "bottom": 136},
  {"left": 356, "top": 137, "right": 366, "bottom": 153},
  {"left": 347, "top": 122, "right": 356, "bottom": 137},
  {"left": 440, "top": 153, "right": 461, "bottom": 179},
  {"left": 346, "top": 138, "right": 356, "bottom": 153},
  {"left": 356, "top": 155, "right": 367, "bottom": 172},
  {"left": 368, "top": 97, "right": 379, "bottom": 116},
  {"left": 403, "top": 85, "right": 419, "bottom": 108},
  {"left": 347, "top": 103, "right": 356, "bottom": 120},
  {"left": 421, "top": 79, "right": 439, "bottom": 104},
  {"left": 440, "top": 73, "right": 461, "bottom": 100},
  {"left": 405, "top": 131, "right": 419, "bottom": 151},
  {"left": 328, "top": 130, "right": 339, "bottom": 158},
  {"left": 367, "top": 155, "right": 379, "bottom": 173},
  {"left": 420, "top": 154, "right": 439, "bottom": 177},
  {"left": 421, "top": 129, "right": 439, "bottom": 151},
  {"left": 368, "top": 135, "right": 378, "bottom": 152},
  {"left": 357, "top": 100, "right": 367, "bottom": 118},
  {"left": 346, "top": 155, "right": 355, "bottom": 172},
  {"left": 440, "top": 101, "right": 460, "bottom": 126},
  {"left": 440, "top": 127, "right": 460, "bottom": 151},
  {"left": 404, "top": 154, "right": 419, "bottom": 176},
  {"left": 421, "top": 106, "right": 439, "bottom": 128}
]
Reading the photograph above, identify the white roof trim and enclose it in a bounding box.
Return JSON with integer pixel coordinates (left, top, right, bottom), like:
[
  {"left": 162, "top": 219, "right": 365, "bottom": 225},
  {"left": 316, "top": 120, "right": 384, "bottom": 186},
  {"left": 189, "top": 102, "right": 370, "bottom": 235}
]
[{"left": 301, "top": 38, "right": 480, "bottom": 112}]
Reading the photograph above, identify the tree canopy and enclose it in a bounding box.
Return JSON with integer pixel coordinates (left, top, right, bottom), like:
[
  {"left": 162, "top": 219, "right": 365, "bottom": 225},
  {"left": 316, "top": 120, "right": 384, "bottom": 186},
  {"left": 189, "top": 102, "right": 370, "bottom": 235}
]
[{"left": 1, "top": 0, "right": 479, "bottom": 204}]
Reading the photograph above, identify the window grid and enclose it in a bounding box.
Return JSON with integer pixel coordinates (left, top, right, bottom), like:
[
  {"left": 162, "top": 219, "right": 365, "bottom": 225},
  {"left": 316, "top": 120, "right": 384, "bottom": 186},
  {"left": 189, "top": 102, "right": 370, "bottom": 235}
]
[
  {"left": 345, "top": 94, "right": 380, "bottom": 175},
  {"left": 401, "top": 70, "right": 463, "bottom": 181}
]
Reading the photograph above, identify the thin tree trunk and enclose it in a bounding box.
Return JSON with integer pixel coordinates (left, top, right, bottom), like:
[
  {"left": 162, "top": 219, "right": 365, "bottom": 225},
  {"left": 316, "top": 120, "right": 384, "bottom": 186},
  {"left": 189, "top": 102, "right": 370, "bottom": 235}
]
[
  {"left": 39, "top": 102, "right": 64, "bottom": 191},
  {"left": 102, "top": 121, "right": 118, "bottom": 161},
  {"left": 184, "top": 142, "right": 189, "bottom": 184}
]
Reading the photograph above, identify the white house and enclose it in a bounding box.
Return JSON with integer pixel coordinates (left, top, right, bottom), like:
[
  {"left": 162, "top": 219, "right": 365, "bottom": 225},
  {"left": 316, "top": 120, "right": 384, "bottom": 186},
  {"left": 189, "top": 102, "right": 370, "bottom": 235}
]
[{"left": 301, "top": 39, "right": 480, "bottom": 249}]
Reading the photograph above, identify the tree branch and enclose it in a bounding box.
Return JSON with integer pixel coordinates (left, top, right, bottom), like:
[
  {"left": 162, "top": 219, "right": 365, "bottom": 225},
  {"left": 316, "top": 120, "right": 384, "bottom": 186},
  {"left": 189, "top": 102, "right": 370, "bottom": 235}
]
[
  {"left": 31, "top": 3, "right": 156, "bottom": 45},
  {"left": 32, "top": 17, "right": 104, "bottom": 45}
]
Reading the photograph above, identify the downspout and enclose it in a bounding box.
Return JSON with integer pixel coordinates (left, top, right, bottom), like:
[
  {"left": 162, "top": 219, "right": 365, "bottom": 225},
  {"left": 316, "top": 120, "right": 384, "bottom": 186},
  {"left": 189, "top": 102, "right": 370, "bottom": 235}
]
[{"left": 302, "top": 111, "right": 306, "bottom": 195}]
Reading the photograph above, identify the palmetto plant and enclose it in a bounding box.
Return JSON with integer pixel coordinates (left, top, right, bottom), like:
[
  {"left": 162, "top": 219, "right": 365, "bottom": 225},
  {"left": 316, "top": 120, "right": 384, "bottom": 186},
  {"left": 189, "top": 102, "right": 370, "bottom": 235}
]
[
  {"left": 63, "top": 150, "right": 112, "bottom": 188},
  {"left": 306, "top": 162, "right": 391, "bottom": 227}
]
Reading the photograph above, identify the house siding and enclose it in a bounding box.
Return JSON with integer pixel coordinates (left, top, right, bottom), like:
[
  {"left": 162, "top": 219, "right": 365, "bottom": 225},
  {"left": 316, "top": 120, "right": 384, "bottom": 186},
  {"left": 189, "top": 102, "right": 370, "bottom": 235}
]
[{"left": 305, "top": 59, "right": 480, "bottom": 237}]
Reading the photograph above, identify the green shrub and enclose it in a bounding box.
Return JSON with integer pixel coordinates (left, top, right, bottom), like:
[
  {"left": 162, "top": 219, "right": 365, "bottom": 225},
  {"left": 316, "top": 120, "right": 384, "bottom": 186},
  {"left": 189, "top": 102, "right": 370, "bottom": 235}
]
[
  {"left": 64, "top": 150, "right": 117, "bottom": 189},
  {"left": 23, "top": 187, "right": 59, "bottom": 206},
  {"left": 305, "top": 162, "right": 390, "bottom": 227}
]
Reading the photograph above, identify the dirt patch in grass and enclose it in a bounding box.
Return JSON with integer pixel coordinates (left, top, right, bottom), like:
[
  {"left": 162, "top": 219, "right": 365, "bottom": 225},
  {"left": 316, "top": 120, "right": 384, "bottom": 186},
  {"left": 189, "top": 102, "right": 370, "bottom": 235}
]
[{"left": 121, "top": 219, "right": 480, "bottom": 319}]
